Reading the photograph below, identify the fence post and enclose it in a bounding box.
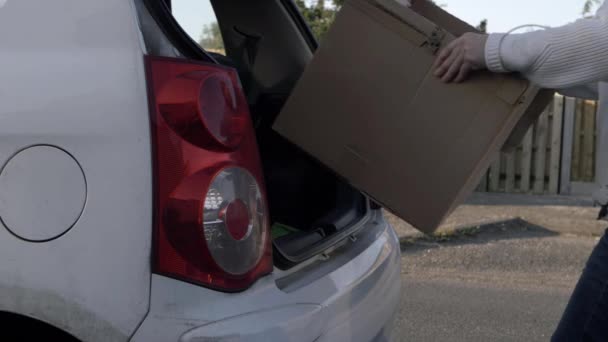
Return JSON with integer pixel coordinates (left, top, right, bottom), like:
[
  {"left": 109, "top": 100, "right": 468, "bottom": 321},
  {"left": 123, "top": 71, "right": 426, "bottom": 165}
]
[
  {"left": 560, "top": 97, "right": 576, "bottom": 194},
  {"left": 520, "top": 127, "right": 534, "bottom": 192},
  {"left": 582, "top": 101, "right": 597, "bottom": 182},
  {"left": 489, "top": 157, "right": 501, "bottom": 192},
  {"left": 549, "top": 96, "right": 564, "bottom": 194},
  {"left": 476, "top": 172, "right": 488, "bottom": 192},
  {"left": 533, "top": 109, "right": 549, "bottom": 193},
  {"left": 505, "top": 152, "right": 516, "bottom": 192}
]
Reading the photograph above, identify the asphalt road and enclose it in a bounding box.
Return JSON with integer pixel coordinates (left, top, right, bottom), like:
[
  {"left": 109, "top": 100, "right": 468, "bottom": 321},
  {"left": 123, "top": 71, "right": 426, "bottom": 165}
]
[{"left": 392, "top": 220, "right": 599, "bottom": 342}]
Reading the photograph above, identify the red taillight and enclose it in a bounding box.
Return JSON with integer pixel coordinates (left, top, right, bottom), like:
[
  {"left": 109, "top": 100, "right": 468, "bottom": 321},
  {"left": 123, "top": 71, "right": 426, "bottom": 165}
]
[{"left": 146, "top": 56, "right": 272, "bottom": 292}]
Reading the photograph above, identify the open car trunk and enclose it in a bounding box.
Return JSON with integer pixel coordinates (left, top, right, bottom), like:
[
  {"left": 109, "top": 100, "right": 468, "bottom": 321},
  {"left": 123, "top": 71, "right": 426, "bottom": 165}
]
[
  {"left": 198, "top": 3, "right": 375, "bottom": 269},
  {"left": 141, "top": 0, "right": 374, "bottom": 270},
  {"left": 208, "top": 53, "right": 372, "bottom": 269},
  {"left": 251, "top": 94, "right": 371, "bottom": 269}
]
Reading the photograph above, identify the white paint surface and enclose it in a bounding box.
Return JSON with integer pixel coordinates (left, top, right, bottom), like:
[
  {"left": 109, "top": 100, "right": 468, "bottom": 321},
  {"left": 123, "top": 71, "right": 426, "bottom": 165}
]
[
  {"left": 0, "top": 1, "right": 403, "bottom": 340},
  {"left": 133, "top": 218, "right": 402, "bottom": 342},
  {"left": 0, "top": 146, "right": 86, "bottom": 241},
  {"left": 0, "top": 0, "right": 151, "bottom": 340}
]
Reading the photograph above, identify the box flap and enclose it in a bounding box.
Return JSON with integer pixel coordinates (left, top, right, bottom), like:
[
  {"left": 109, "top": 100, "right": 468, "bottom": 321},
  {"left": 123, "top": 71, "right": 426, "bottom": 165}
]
[
  {"left": 373, "top": 0, "right": 439, "bottom": 36},
  {"left": 409, "top": 0, "right": 478, "bottom": 35},
  {"left": 349, "top": 0, "right": 431, "bottom": 47}
]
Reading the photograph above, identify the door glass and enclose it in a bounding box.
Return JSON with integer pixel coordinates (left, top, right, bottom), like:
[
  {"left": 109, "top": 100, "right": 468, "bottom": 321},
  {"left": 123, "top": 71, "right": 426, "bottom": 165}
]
[
  {"left": 171, "top": 0, "right": 225, "bottom": 54},
  {"left": 295, "top": 0, "right": 344, "bottom": 41}
]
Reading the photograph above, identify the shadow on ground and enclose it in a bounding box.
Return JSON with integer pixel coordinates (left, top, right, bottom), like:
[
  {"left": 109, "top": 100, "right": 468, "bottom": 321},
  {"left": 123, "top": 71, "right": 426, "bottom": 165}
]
[{"left": 400, "top": 218, "right": 560, "bottom": 253}]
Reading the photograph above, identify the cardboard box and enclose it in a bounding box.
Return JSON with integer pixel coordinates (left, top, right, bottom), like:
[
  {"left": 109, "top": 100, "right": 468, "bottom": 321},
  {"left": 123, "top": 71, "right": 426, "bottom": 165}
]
[{"left": 273, "top": 0, "right": 553, "bottom": 233}]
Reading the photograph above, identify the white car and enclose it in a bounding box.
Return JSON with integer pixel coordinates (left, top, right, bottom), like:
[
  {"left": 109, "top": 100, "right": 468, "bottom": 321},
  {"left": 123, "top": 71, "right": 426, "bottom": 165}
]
[{"left": 0, "top": 0, "right": 402, "bottom": 341}]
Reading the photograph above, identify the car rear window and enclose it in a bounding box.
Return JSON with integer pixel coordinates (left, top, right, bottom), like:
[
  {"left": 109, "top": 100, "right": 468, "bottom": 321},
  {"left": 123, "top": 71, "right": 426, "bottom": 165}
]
[
  {"left": 295, "top": 0, "right": 344, "bottom": 41},
  {"left": 170, "top": 0, "right": 225, "bottom": 54}
]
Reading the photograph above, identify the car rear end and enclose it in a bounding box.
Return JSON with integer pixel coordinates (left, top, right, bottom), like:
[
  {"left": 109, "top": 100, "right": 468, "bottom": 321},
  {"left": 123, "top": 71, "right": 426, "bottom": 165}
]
[
  {"left": 132, "top": 0, "right": 402, "bottom": 341},
  {"left": 133, "top": 211, "right": 400, "bottom": 341},
  {"left": 137, "top": 48, "right": 401, "bottom": 335},
  {"left": 0, "top": 0, "right": 401, "bottom": 340}
]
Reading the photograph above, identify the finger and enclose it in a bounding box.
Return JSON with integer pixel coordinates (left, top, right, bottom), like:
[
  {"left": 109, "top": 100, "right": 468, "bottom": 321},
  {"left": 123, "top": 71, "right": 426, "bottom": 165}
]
[
  {"left": 454, "top": 63, "right": 471, "bottom": 83},
  {"left": 433, "top": 42, "right": 457, "bottom": 71},
  {"left": 433, "top": 39, "right": 459, "bottom": 70},
  {"left": 435, "top": 46, "right": 461, "bottom": 77},
  {"left": 433, "top": 49, "right": 452, "bottom": 74},
  {"left": 441, "top": 52, "right": 464, "bottom": 83}
]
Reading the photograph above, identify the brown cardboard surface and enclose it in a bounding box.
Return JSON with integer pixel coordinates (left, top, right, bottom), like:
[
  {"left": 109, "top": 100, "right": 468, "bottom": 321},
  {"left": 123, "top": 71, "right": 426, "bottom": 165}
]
[
  {"left": 273, "top": 0, "right": 551, "bottom": 233},
  {"left": 410, "top": 0, "right": 556, "bottom": 152}
]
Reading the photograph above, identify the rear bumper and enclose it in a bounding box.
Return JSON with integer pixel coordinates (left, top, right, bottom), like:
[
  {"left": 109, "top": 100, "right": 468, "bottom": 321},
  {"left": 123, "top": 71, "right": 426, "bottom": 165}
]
[{"left": 131, "top": 211, "right": 402, "bottom": 342}]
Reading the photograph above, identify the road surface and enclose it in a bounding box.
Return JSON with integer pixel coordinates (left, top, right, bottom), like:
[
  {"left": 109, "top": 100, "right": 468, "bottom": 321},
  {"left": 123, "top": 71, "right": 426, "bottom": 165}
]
[{"left": 393, "top": 220, "right": 599, "bottom": 341}]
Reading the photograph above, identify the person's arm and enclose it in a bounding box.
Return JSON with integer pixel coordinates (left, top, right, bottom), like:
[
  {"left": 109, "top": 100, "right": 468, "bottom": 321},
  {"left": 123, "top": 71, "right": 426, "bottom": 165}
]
[
  {"left": 435, "top": 5, "right": 608, "bottom": 89},
  {"left": 485, "top": 16, "right": 608, "bottom": 89},
  {"left": 557, "top": 83, "right": 599, "bottom": 100}
]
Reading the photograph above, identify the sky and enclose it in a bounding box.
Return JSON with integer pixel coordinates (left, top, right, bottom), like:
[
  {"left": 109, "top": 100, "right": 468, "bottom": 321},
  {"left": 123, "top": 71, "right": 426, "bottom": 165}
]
[
  {"left": 172, "top": 0, "right": 216, "bottom": 41},
  {"left": 172, "top": 0, "right": 592, "bottom": 41},
  {"left": 441, "top": 0, "right": 585, "bottom": 33}
]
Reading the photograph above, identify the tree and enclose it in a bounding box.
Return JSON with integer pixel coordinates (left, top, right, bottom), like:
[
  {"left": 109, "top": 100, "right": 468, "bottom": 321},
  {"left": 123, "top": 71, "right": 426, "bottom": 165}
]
[
  {"left": 296, "top": 0, "right": 450, "bottom": 41},
  {"left": 295, "top": 0, "right": 342, "bottom": 40},
  {"left": 198, "top": 22, "right": 224, "bottom": 53},
  {"left": 476, "top": 19, "right": 488, "bottom": 33},
  {"left": 583, "top": 0, "right": 601, "bottom": 15}
]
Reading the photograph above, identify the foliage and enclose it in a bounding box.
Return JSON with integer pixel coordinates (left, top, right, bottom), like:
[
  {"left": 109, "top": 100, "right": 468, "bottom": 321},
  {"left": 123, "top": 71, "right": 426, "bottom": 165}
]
[
  {"left": 296, "top": 0, "right": 485, "bottom": 41},
  {"left": 583, "top": 0, "right": 601, "bottom": 15},
  {"left": 198, "top": 0, "right": 595, "bottom": 50},
  {"left": 295, "top": 0, "right": 343, "bottom": 40},
  {"left": 198, "top": 22, "right": 224, "bottom": 52},
  {"left": 476, "top": 19, "right": 488, "bottom": 33}
]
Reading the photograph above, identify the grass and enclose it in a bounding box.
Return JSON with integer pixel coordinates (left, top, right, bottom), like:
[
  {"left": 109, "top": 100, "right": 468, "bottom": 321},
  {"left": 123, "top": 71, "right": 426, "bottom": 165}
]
[{"left": 400, "top": 225, "right": 482, "bottom": 246}]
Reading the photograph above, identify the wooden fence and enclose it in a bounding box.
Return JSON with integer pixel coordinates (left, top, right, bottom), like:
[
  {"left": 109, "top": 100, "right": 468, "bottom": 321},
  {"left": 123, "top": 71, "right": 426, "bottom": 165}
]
[
  {"left": 476, "top": 96, "right": 597, "bottom": 194},
  {"left": 571, "top": 99, "right": 597, "bottom": 183}
]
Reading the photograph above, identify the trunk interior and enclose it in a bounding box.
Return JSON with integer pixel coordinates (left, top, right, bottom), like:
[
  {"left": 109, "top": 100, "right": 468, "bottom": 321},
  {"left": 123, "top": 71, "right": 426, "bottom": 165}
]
[
  {"left": 250, "top": 93, "right": 370, "bottom": 269},
  {"left": 207, "top": 54, "right": 370, "bottom": 269},
  {"left": 201, "top": 0, "right": 375, "bottom": 268},
  {"left": 143, "top": 0, "right": 373, "bottom": 269}
]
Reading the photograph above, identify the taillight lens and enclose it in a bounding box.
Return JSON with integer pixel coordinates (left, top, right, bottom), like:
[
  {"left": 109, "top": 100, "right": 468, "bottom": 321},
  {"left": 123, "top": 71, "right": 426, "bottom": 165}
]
[
  {"left": 156, "top": 70, "right": 247, "bottom": 150},
  {"left": 203, "top": 167, "right": 266, "bottom": 275},
  {"left": 146, "top": 56, "right": 272, "bottom": 292}
]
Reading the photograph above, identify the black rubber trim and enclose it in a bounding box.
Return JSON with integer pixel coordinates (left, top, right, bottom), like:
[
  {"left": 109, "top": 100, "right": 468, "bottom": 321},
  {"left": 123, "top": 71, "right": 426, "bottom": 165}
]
[
  {"left": 143, "top": 0, "right": 216, "bottom": 63},
  {"left": 279, "top": 0, "right": 319, "bottom": 52}
]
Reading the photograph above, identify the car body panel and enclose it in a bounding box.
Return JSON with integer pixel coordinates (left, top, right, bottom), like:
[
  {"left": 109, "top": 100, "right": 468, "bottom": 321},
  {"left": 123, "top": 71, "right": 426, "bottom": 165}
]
[
  {"left": 0, "top": 0, "right": 152, "bottom": 340},
  {"left": 0, "top": 1, "right": 402, "bottom": 341},
  {"left": 132, "top": 213, "right": 401, "bottom": 342}
]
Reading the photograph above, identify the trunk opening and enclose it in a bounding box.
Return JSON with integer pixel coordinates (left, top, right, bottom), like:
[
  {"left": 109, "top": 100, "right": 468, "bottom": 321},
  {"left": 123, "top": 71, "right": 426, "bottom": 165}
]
[
  {"left": 251, "top": 94, "right": 370, "bottom": 269},
  {"left": 138, "top": 0, "right": 373, "bottom": 271}
]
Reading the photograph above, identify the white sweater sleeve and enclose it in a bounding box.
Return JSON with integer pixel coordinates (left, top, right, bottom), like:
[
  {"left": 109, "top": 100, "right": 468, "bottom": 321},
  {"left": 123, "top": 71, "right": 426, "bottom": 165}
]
[
  {"left": 484, "top": 15, "right": 608, "bottom": 90},
  {"left": 558, "top": 83, "right": 599, "bottom": 100}
]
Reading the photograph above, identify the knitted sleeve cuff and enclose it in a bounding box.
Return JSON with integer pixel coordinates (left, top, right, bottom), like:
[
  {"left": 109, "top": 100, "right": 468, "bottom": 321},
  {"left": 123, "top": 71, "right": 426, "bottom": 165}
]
[{"left": 485, "top": 33, "right": 508, "bottom": 73}]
